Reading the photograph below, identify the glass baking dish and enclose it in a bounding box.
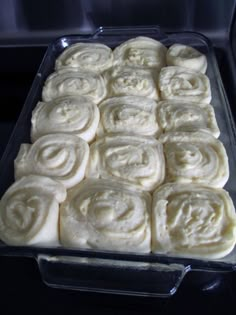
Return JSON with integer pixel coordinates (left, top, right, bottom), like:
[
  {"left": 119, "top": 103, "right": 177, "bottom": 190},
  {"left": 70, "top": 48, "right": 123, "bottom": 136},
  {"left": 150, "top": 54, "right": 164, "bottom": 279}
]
[{"left": 1, "top": 26, "right": 236, "bottom": 297}]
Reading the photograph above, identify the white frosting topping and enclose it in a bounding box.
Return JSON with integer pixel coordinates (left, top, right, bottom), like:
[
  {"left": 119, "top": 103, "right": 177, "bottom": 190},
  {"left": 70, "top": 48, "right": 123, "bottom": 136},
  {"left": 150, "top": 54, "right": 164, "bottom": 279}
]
[
  {"left": 14, "top": 134, "right": 89, "bottom": 189},
  {"left": 60, "top": 179, "right": 151, "bottom": 252},
  {"left": 166, "top": 44, "right": 207, "bottom": 73},
  {"left": 152, "top": 183, "right": 236, "bottom": 259},
  {"left": 160, "top": 131, "right": 229, "bottom": 188},
  {"left": 86, "top": 135, "right": 165, "bottom": 191},
  {"left": 158, "top": 66, "right": 211, "bottom": 103},
  {"left": 55, "top": 42, "right": 113, "bottom": 73},
  {"left": 106, "top": 66, "right": 159, "bottom": 100},
  {"left": 42, "top": 68, "right": 107, "bottom": 104},
  {"left": 97, "top": 96, "right": 160, "bottom": 137},
  {"left": 157, "top": 100, "right": 220, "bottom": 138},
  {"left": 0, "top": 175, "right": 66, "bottom": 246},
  {"left": 31, "top": 96, "right": 100, "bottom": 143},
  {"left": 113, "top": 36, "right": 167, "bottom": 70}
]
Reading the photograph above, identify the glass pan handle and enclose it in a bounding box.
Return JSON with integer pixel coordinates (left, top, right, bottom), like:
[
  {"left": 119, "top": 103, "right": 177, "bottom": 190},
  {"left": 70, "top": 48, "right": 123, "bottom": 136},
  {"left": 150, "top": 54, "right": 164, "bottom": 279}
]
[
  {"left": 37, "top": 254, "right": 189, "bottom": 297},
  {"left": 93, "top": 25, "right": 168, "bottom": 40}
]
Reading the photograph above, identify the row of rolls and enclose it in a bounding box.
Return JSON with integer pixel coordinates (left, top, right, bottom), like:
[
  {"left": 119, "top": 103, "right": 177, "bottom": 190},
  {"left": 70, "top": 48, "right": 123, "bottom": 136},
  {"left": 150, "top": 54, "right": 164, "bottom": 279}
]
[{"left": 0, "top": 36, "right": 236, "bottom": 260}]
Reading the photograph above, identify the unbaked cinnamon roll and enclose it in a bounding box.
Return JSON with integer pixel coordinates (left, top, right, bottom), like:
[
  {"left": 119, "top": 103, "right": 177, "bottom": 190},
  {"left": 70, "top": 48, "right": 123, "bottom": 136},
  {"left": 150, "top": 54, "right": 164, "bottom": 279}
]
[
  {"left": 0, "top": 175, "right": 66, "bottom": 246},
  {"left": 152, "top": 183, "right": 236, "bottom": 259},
  {"left": 160, "top": 131, "right": 229, "bottom": 188},
  {"left": 166, "top": 44, "right": 207, "bottom": 73},
  {"left": 86, "top": 135, "right": 165, "bottom": 191},
  {"left": 14, "top": 134, "right": 89, "bottom": 189},
  {"left": 157, "top": 100, "right": 220, "bottom": 138},
  {"left": 42, "top": 68, "right": 107, "bottom": 104},
  {"left": 97, "top": 96, "right": 160, "bottom": 138},
  {"left": 55, "top": 42, "right": 113, "bottom": 73},
  {"left": 106, "top": 66, "right": 159, "bottom": 100},
  {"left": 158, "top": 66, "right": 211, "bottom": 103},
  {"left": 31, "top": 96, "right": 100, "bottom": 143},
  {"left": 60, "top": 179, "right": 151, "bottom": 252},
  {"left": 113, "top": 36, "right": 167, "bottom": 70}
]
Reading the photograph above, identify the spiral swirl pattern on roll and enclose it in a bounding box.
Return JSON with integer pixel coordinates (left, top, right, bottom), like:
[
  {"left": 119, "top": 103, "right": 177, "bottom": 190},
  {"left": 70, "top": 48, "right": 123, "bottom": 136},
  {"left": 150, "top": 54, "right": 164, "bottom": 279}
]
[
  {"left": 157, "top": 100, "right": 220, "bottom": 137},
  {"left": 55, "top": 42, "right": 113, "bottom": 73},
  {"left": 42, "top": 68, "right": 107, "bottom": 104},
  {"left": 166, "top": 44, "right": 207, "bottom": 73},
  {"left": 113, "top": 36, "right": 167, "bottom": 70},
  {"left": 160, "top": 132, "right": 229, "bottom": 187},
  {"left": 0, "top": 175, "right": 66, "bottom": 246},
  {"left": 14, "top": 134, "right": 89, "bottom": 189},
  {"left": 60, "top": 179, "right": 151, "bottom": 252},
  {"left": 86, "top": 135, "right": 165, "bottom": 191},
  {"left": 97, "top": 96, "right": 160, "bottom": 137},
  {"left": 31, "top": 96, "right": 100, "bottom": 143},
  {"left": 158, "top": 66, "right": 211, "bottom": 103},
  {"left": 106, "top": 66, "right": 159, "bottom": 100},
  {"left": 152, "top": 183, "right": 236, "bottom": 259}
]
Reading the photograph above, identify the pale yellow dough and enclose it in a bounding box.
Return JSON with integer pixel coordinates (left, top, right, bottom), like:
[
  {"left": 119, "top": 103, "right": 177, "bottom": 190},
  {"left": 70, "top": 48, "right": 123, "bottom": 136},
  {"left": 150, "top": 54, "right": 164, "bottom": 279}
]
[
  {"left": 152, "top": 183, "right": 236, "bottom": 259},
  {"left": 157, "top": 100, "right": 220, "bottom": 138},
  {"left": 60, "top": 179, "right": 151, "bottom": 252},
  {"left": 166, "top": 44, "right": 207, "bottom": 73},
  {"left": 0, "top": 175, "right": 66, "bottom": 246},
  {"left": 14, "top": 134, "right": 89, "bottom": 189},
  {"left": 55, "top": 42, "right": 113, "bottom": 73},
  {"left": 113, "top": 36, "right": 167, "bottom": 70},
  {"left": 97, "top": 96, "right": 161, "bottom": 138},
  {"left": 158, "top": 66, "right": 211, "bottom": 103},
  {"left": 42, "top": 68, "right": 107, "bottom": 104},
  {"left": 31, "top": 96, "right": 100, "bottom": 143},
  {"left": 105, "top": 66, "right": 159, "bottom": 100},
  {"left": 86, "top": 134, "right": 165, "bottom": 191},
  {"left": 160, "top": 131, "right": 229, "bottom": 188}
]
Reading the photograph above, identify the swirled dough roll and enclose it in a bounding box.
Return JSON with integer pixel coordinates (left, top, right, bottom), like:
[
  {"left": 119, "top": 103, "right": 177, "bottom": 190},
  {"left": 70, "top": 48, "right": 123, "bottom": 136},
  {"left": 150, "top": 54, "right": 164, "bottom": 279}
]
[
  {"left": 97, "top": 96, "right": 161, "bottom": 138},
  {"left": 14, "top": 134, "right": 89, "bottom": 189},
  {"left": 166, "top": 44, "right": 207, "bottom": 73},
  {"left": 55, "top": 42, "right": 113, "bottom": 73},
  {"left": 42, "top": 68, "right": 107, "bottom": 104},
  {"left": 157, "top": 100, "right": 220, "bottom": 138},
  {"left": 60, "top": 179, "right": 151, "bottom": 252},
  {"left": 86, "top": 135, "right": 165, "bottom": 191},
  {"left": 160, "top": 131, "right": 229, "bottom": 188},
  {"left": 113, "top": 36, "right": 167, "bottom": 70},
  {"left": 158, "top": 66, "right": 211, "bottom": 103},
  {"left": 0, "top": 175, "right": 66, "bottom": 246},
  {"left": 106, "top": 66, "right": 159, "bottom": 100},
  {"left": 152, "top": 183, "right": 236, "bottom": 259},
  {"left": 31, "top": 96, "right": 100, "bottom": 143}
]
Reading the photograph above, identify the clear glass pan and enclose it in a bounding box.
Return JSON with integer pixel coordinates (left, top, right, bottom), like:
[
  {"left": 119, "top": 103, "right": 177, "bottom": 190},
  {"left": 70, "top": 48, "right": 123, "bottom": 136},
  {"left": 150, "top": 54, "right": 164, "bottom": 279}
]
[{"left": 1, "top": 26, "right": 236, "bottom": 297}]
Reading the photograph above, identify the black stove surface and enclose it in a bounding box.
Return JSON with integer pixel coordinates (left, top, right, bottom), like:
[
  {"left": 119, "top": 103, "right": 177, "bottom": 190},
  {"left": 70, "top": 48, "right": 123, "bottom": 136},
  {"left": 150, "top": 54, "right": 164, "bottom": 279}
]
[
  {"left": 0, "top": 255, "right": 236, "bottom": 314},
  {"left": 0, "top": 46, "right": 236, "bottom": 315}
]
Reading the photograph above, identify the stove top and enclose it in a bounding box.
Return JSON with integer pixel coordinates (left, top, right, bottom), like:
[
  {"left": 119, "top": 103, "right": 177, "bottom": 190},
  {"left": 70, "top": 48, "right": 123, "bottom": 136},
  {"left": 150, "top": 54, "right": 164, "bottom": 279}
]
[
  {"left": 0, "top": 44, "right": 236, "bottom": 314},
  {"left": 0, "top": 255, "right": 235, "bottom": 314}
]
